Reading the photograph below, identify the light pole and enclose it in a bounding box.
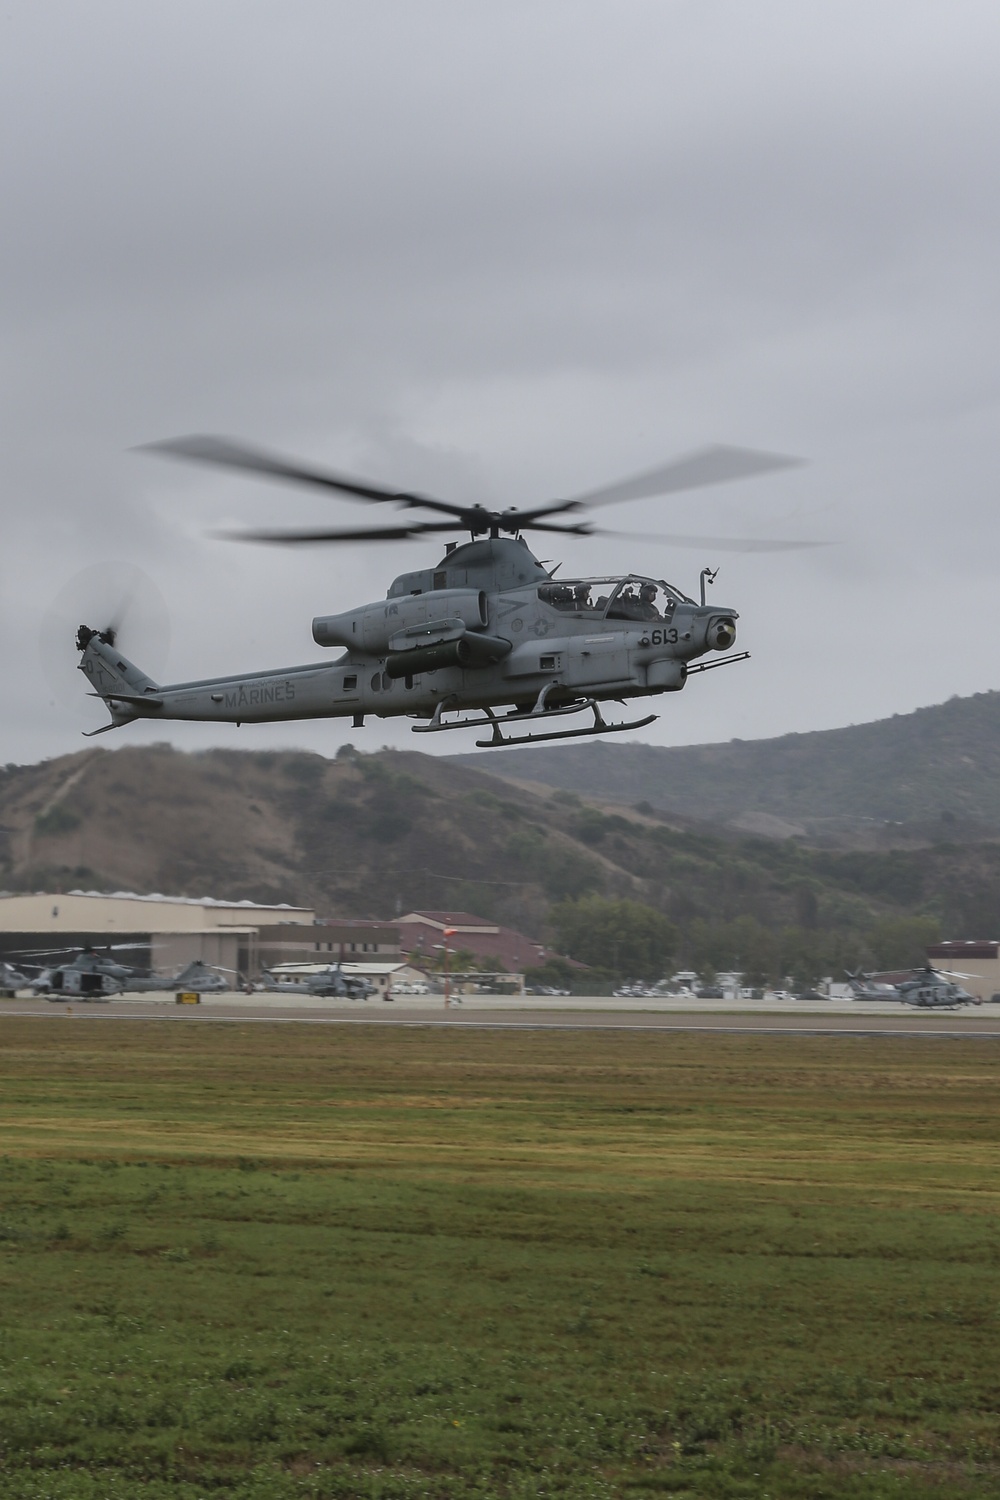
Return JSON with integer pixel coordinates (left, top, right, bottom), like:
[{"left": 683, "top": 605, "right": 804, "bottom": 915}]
[{"left": 437, "top": 927, "right": 457, "bottom": 1007}]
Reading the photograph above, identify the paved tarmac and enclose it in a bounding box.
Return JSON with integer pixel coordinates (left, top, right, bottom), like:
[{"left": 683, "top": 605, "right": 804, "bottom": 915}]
[{"left": 4, "top": 992, "right": 1000, "bottom": 1037}]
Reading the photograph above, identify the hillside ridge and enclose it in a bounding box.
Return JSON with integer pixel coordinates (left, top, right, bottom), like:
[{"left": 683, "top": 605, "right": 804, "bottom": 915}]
[
  {"left": 5, "top": 735, "right": 1000, "bottom": 979},
  {"left": 448, "top": 688, "right": 1000, "bottom": 835}
]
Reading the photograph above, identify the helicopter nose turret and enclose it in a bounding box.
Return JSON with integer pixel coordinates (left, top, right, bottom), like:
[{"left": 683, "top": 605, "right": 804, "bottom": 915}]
[{"left": 706, "top": 615, "right": 737, "bottom": 651}]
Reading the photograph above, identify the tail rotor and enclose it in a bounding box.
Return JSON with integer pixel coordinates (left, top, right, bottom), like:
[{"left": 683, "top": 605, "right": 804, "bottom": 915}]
[{"left": 40, "top": 562, "right": 171, "bottom": 716}]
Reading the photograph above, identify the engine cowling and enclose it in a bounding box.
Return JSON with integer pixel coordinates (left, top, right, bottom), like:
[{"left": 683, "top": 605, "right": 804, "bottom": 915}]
[{"left": 313, "top": 588, "right": 488, "bottom": 653}]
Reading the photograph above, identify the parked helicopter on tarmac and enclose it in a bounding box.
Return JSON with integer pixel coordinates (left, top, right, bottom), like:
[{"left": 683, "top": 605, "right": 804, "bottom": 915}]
[
  {"left": 258, "top": 964, "right": 373, "bottom": 999},
  {"left": 845, "top": 965, "right": 975, "bottom": 1009},
  {"left": 74, "top": 437, "right": 815, "bottom": 748},
  {"left": 17, "top": 944, "right": 143, "bottom": 999},
  {"left": 13, "top": 946, "right": 231, "bottom": 998},
  {"left": 123, "top": 959, "right": 232, "bottom": 994},
  {"left": 897, "top": 965, "right": 976, "bottom": 1009}
]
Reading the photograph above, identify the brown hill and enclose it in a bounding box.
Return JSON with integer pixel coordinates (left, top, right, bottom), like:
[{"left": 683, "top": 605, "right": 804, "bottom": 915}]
[
  {"left": 0, "top": 745, "right": 616, "bottom": 933},
  {"left": 4, "top": 743, "right": 1000, "bottom": 965}
]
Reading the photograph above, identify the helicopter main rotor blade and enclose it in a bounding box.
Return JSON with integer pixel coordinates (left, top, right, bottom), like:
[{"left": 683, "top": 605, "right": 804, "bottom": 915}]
[
  {"left": 515, "top": 519, "right": 595, "bottom": 537},
  {"left": 563, "top": 445, "right": 803, "bottom": 511},
  {"left": 140, "top": 433, "right": 805, "bottom": 539},
  {"left": 498, "top": 499, "right": 584, "bottom": 526},
  {"left": 141, "top": 435, "right": 470, "bottom": 517},
  {"left": 597, "top": 528, "right": 828, "bottom": 553},
  {"left": 213, "top": 519, "right": 463, "bottom": 545},
  {"left": 4, "top": 943, "right": 150, "bottom": 957}
]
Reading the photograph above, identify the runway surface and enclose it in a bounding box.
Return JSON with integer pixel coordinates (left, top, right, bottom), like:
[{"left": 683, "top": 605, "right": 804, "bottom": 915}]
[{"left": 4, "top": 993, "right": 1000, "bottom": 1037}]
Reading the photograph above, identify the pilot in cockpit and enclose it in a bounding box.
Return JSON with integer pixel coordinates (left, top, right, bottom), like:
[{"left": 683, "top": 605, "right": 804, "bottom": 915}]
[{"left": 637, "top": 582, "right": 661, "bottom": 620}]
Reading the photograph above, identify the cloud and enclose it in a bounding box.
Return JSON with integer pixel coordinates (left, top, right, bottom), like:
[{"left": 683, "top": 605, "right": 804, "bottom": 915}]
[{"left": 3, "top": 0, "right": 1000, "bottom": 763}]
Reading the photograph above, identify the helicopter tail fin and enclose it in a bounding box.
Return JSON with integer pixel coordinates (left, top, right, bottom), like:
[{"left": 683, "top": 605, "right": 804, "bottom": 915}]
[{"left": 76, "top": 626, "right": 164, "bottom": 730}]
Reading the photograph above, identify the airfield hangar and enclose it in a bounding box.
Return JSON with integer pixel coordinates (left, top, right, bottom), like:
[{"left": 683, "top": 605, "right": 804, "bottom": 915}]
[{"left": 0, "top": 891, "right": 401, "bottom": 981}]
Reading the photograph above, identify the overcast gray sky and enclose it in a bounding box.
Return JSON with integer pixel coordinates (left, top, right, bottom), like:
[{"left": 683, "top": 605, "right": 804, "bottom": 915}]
[{"left": 4, "top": 1, "right": 1000, "bottom": 764}]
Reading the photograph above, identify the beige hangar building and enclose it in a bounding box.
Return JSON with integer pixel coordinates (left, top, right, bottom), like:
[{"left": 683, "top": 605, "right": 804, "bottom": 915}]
[
  {"left": 0, "top": 890, "right": 316, "bottom": 981},
  {"left": 925, "top": 942, "right": 1000, "bottom": 1001}
]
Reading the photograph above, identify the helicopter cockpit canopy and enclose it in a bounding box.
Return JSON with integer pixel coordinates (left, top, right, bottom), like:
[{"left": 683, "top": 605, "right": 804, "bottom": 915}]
[{"left": 536, "top": 576, "right": 693, "bottom": 621}]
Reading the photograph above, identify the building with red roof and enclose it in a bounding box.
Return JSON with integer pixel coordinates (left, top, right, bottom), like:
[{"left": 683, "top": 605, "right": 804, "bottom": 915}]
[{"left": 397, "top": 911, "right": 555, "bottom": 973}]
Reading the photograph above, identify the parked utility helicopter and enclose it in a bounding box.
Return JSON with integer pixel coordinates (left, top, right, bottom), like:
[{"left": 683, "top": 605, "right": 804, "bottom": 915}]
[
  {"left": 845, "top": 965, "right": 975, "bottom": 1009},
  {"left": 897, "top": 964, "right": 975, "bottom": 1010},
  {"left": 19, "top": 944, "right": 143, "bottom": 999},
  {"left": 75, "top": 437, "right": 811, "bottom": 748}
]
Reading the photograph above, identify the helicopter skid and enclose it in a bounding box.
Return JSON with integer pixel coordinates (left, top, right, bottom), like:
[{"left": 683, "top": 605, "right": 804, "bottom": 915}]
[
  {"left": 476, "top": 710, "right": 658, "bottom": 748},
  {"left": 412, "top": 695, "right": 658, "bottom": 746},
  {"left": 466, "top": 699, "right": 658, "bottom": 747}
]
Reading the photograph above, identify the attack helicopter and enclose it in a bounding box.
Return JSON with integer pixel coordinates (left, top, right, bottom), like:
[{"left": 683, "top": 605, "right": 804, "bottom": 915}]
[
  {"left": 122, "top": 959, "right": 231, "bottom": 994},
  {"left": 76, "top": 436, "right": 812, "bottom": 748},
  {"left": 258, "top": 964, "right": 373, "bottom": 999}
]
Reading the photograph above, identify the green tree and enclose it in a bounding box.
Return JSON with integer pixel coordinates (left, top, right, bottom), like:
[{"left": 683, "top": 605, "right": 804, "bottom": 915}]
[
  {"left": 525, "top": 955, "right": 576, "bottom": 989},
  {"left": 778, "top": 926, "right": 829, "bottom": 989},
  {"left": 686, "top": 916, "right": 779, "bottom": 986},
  {"left": 865, "top": 915, "right": 942, "bottom": 971},
  {"left": 423, "top": 946, "right": 476, "bottom": 973},
  {"left": 550, "top": 896, "right": 678, "bottom": 982}
]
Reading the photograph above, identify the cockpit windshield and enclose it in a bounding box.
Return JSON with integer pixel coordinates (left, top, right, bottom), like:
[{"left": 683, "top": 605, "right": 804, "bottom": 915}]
[
  {"left": 536, "top": 575, "right": 692, "bottom": 618},
  {"left": 606, "top": 580, "right": 681, "bottom": 622}
]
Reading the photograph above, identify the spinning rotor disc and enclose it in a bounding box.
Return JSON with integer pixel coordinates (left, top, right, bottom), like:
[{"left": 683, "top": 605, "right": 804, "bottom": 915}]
[{"left": 142, "top": 435, "right": 820, "bottom": 553}]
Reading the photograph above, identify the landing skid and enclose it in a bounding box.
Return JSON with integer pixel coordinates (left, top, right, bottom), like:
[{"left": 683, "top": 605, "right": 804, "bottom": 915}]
[
  {"left": 477, "top": 704, "right": 658, "bottom": 747},
  {"left": 412, "top": 696, "right": 657, "bottom": 747}
]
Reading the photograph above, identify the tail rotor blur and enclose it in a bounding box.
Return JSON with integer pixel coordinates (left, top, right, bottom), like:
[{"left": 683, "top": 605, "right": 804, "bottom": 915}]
[{"left": 39, "top": 563, "right": 171, "bottom": 710}]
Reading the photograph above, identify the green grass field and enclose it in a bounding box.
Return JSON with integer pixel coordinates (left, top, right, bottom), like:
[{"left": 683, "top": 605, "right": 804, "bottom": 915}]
[{"left": 1, "top": 1018, "right": 999, "bottom": 1499}]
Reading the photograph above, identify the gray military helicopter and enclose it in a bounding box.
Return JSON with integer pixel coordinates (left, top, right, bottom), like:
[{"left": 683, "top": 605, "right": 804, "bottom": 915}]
[
  {"left": 897, "top": 964, "right": 975, "bottom": 1010},
  {"left": 258, "top": 964, "right": 373, "bottom": 999},
  {"left": 122, "top": 959, "right": 231, "bottom": 994},
  {"left": 74, "top": 437, "right": 812, "bottom": 748},
  {"left": 19, "top": 944, "right": 142, "bottom": 999},
  {"left": 21, "top": 946, "right": 231, "bottom": 998},
  {"left": 846, "top": 965, "right": 975, "bottom": 1009}
]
